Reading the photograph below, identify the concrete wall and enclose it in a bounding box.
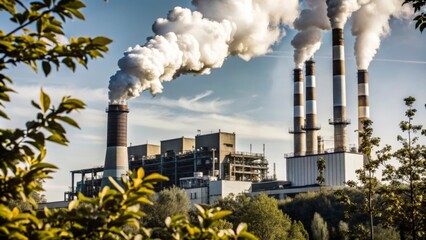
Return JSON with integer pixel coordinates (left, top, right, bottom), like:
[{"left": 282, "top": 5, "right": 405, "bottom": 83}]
[
  {"left": 195, "top": 133, "right": 220, "bottom": 151},
  {"left": 185, "top": 187, "right": 209, "bottom": 205},
  {"left": 161, "top": 137, "right": 195, "bottom": 154},
  {"left": 286, "top": 152, "right": 364, "bottom": 187},
  {"left": 196, "top": 132, "right": 235, "bottom": 179},
  {"left": 128, "top": 144, "right": 160, "bottom": 159},
  {"left": 208, "top": 180, "right": 251, "bottom": 203}
]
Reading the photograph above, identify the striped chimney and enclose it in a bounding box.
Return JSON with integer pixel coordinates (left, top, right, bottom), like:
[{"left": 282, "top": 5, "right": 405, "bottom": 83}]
[
  {"left": 101, "top": 104, "right": 130, "bottom": 188},
  {"left": 303, "top": 59, "right": 321, "bottom": 155},
  {"left": 329, "top": 28, "right": 350, "bottom": 152},
  {"left": 357, "top": 69, "right": 369, "bottom": 146},
  {"left": 290, "top": 68, "right": 305, "bottom": 156}
]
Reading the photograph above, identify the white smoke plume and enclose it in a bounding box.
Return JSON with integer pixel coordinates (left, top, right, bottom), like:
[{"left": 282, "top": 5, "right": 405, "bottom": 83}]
[
  {"left": 352, "top": 0, "right": 413, "bottom": 69},
  {"left": 109, "top": 0, "right": 299, "bottom": 104},
  {"left": 326, "top": 0, "right": 369, "bottom": 28},
  {"left": 291, "top": 0, "right": 331, "bottom": 68}
]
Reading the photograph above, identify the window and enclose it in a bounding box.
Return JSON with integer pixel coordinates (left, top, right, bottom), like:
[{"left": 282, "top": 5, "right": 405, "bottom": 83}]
[{"left": 224, "top": 143, "right": 233, "bottom": 147}]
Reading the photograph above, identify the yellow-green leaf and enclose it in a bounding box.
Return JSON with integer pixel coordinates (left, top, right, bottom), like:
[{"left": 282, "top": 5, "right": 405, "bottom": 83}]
[
  {"left": 40, "top": 88, "right": 50, "bottom": 113},
  {"left": 56, "top": 116, "right": 80, "bottom": 129},
  {"left": 68, "top": 200, "right": 79, "bottom": 210}
]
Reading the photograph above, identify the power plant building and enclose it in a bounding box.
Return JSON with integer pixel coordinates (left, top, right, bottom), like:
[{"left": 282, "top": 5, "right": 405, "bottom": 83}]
[
  {"left": 62, "top": 18, "right": 367, "bottom": 205},
  {"left": 65, "top": 131, "right": 269, "bottom": 200}
]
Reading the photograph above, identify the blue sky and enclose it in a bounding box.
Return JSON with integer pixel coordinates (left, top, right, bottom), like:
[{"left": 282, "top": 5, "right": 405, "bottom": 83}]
[{"left": 1, "top": 0, "right": 425, "bottom": 201}]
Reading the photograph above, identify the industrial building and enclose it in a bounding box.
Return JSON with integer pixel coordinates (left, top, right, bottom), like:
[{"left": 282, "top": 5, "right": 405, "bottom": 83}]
[
  {"left": 64, "top": 131, "right": 269, "bottom": 201},
  {"left": 61, "top": 21, "right": 367, "bottom": 206}
]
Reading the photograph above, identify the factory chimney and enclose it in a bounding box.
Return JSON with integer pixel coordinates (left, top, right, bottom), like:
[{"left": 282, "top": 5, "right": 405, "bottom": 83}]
[
  {"left": 303, "top": 59, "right": 321, "bottom": 155},
  {"left": 101, "top": 104, "right": 130, "bottom": 188},
  {"left": 290, "top": 68, "right": 305, "bottom": 156},
  {"left": 329, "top": 28, "right": 350, "bottom": 152},
  {"left": 357, "top": 69, "right": 369, "bottom": 146},
  {"left": 317, "top": 136, "right": 325, "bottom": 154}
]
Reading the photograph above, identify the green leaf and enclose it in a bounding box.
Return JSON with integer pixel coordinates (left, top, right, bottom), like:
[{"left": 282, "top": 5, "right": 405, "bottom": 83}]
[
  {"left": 211, "top": 210, "right": 232, "bottom": 221},
  {"left": 31, "top": 100, "right": 41, "bottom": 110},
  {"left": 108, "top": 176, "right": 125, "bottom": 194},
  {"left": 40, "top": 88, "right": 50, "bottom": 113},
  {"left": 92, "top": 36, "right": 113, "bottom": 45},
  {"left": 0, "top": 92, "right": 10, "bottom": 101},
  {"left": 67, "top": 8, "right": 85, "bottom": 20},
  {"left": 56, "top": 116, "right": 80, "bottom": 129},
  {"left": 238, "top": 231, "right": 259, "bottom": 240},
  {"left": 42, "top": 61, "right": 51, "bottom": 76},
  {"left": 0, "top": 109, "right": 9, "bottom": 119},
  {"left": 137, "top": 167, "right": 145, "bottom": 179},
  {"left": 68, "top": 200, "right": 79, "bottom": 210},
  {"left": 143, "top": 173, "right": 169, "bottom": 183},
  {"left": 46, "top": 133, "right": 67, "bottom": 145}
]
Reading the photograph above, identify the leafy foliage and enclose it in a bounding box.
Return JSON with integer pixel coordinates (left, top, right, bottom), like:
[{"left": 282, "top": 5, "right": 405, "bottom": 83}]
[
  {"left": 280, "top": 191, "right": 344, "bottom": 238},
  {"left": 381, "top": 96, "right": 426, "bottom": 239},
  {"left": 335, "top": 119, "right": 392, "bottom": 239},
  {"left": 142, "top": 186, "right": 191, "bottom": 228},
  {"left": 160, "top": 205, "right": 258, "bottom": 240},
  {"left": 316, "top": 157, "right": 326, "bottom": 190},
  {"left": 0, "top": 1, "right": 258, "bottom": 239},
  {"left": 215, "top": 193, "right": 307, "bottom": 240},
  {"left": 288, "top": 220, "right": 309, "bottom": 240},
  {"left": 403, "top": 0, "right": 426, "bottom": 32},
  {"left": 0, "top": 0, "right": 112, "bottom": 120},
  {"left": 311, "top": 212, "right": 329, "bottom": 240}
]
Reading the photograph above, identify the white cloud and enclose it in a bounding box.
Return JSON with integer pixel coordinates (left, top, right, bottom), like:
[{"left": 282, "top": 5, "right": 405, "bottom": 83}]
[
  {"left": 10, "top": 84, "right": 107, "bottom": 104},
  {"left": 129, "top": 106, "right": 290, "bottom": 141},
  {"left": 134, "top": 90, "right": 233, "bottom": 113}
]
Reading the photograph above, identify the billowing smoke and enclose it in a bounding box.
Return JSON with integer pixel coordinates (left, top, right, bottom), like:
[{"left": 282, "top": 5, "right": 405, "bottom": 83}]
[
  {"left": 326, "top": 0, "right": 368, "bottom": 28},
  {"left": 352, "top": 0, "right": 412, "bottom": 69},
  {"left": 291, "top": 0, "right": 331, "bottom": 68},
  {"left": 109, "top": 0, "right": 299, "bottom": 104}
]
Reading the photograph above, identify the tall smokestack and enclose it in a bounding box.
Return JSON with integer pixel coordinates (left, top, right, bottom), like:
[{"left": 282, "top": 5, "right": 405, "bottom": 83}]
[
  {"left": 357, "top": 69, "right": 369, "bottom": 146},
  {"left": 101, "top": 104, "right": 129, "bottom": 188},
  {"left": 303, "top": 59, "right": 321, "bottom": 154},
  {"left": 290, "top": 68, "right": 305, "bottom": 156},
  {"left": 329, "top": 28, "right": 350, "bottom": 152},
  {"left": 317, "top": 136, "right": 325, "bottom": 154}
]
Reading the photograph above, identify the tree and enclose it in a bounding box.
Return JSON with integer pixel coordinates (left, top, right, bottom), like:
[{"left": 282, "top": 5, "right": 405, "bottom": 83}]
[
  {"left": 0, "top": 1, "right": 258, "bottom": 239},
  {"left": 334, "top": 119, "right": 392, "bottom": 239},
  {"left": 8, "top": 187, "right": 46, "bottom": 212},
  {"left": 243, "top": 194, "right": 292, "bottom": 239},
  {"left": 288, "top": 220, "right": 309, "bottom": 240},
  {"left": 317, "top": 157, "right": 326, "bottom": 191},
  {"left": 382, "top": 96, "right": 426, "bottom": 239},
  {"left": 311, "top": 212, "right": 329, "bottom": 240},
  {"left": 403, "top": 0, "right": 426, "bottom": 32},
  {"left": 215, "top": 193, "right": 302, "bottom": 240},
  {"left": 213, "top": 193, "right": 251, "bottom": 228},
  {"left": 143, "top": 186, "right": 191, "bottom": 228},
  {"left": 280, "top": 190, "right": 353, "bottom": 238},
  {"left": 338, "top": 221, "right": 349, "bottom": 240}
]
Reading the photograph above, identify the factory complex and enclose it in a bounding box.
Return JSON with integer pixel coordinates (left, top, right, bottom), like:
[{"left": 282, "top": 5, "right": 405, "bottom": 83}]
[
  {"left": 42, "top": 17, "right": 370, "bottom": 208},
  {"left": 62, "top": 130, "right": 363, "bottom": 206}
]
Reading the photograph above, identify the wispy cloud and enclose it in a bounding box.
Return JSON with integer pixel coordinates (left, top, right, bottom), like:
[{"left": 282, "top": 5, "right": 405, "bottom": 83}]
[
  {"left": 1, "top": 84, "right": 107, "bottom": 129},
  {"left": 265, "top": 51, "right": 426, "bottom": 64},
  {"left": 129, "top": 107, "right": 289, "bottom": 141},
  {"left": 10, "top": 84, "right": 107, "bottom": 104},
  {"left": 135, "top": 90, "right": 233, "bottom": 113},
  {"left": 74, "top": 134, "right": 105, "bottom": 144}
]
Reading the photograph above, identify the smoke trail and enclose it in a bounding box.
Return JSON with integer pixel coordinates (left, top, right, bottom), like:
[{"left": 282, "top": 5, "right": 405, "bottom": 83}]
[
  {"left": 351, "top": 0, "right": 412, "bottom": 69},
  {"left": 291, "top": 0, "right": 330, "bottom": 68},
  {"left": 109, "top": 0, "right": 299, "bottom": 104},
  {"left": 326, "top": 0, "right": 369, "bottom": 28}
]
